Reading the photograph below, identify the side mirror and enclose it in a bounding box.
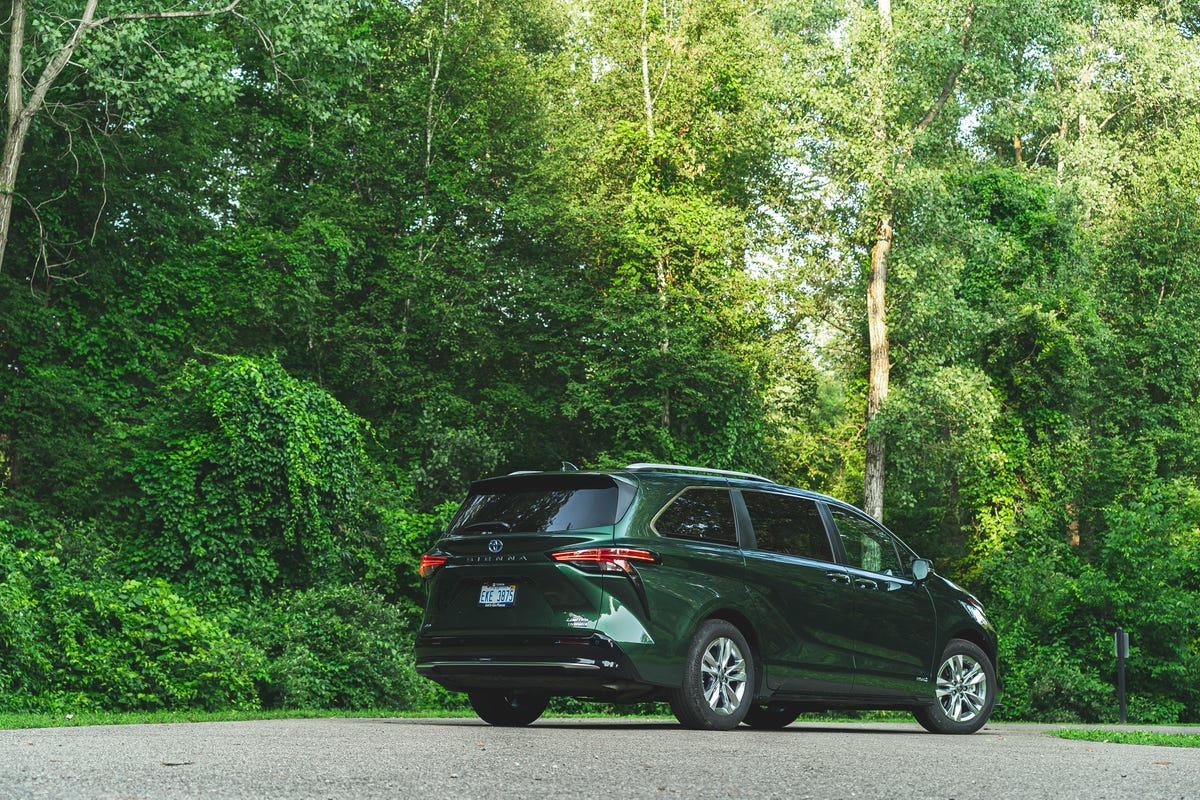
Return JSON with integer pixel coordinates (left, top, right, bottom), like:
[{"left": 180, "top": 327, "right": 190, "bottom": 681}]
[{"left": 911, "top": 558, "right": 932, "bottom": 582}]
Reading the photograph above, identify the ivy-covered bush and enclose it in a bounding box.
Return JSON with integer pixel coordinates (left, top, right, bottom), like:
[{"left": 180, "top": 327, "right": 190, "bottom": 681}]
[
  {"left": 124, "top": 354, "right": 372, "bottom": 599},
  {"left": 1, "top": 356, "right": 448, "bottom": 715}
]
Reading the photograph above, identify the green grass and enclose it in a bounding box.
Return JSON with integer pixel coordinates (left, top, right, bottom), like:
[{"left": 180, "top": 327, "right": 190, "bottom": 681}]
[
  {"left": 0, "top": 709, "right": 473, "bottom": 731},
  {"left": 1048, "top": 729, "right": 1200, "bottom": 748},
  {"left": 0, "top": 707, "right": 919, "bottom": 731}
]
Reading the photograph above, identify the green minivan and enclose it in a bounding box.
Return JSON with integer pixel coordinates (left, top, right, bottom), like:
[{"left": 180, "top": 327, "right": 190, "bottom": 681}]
[{"left": 414, "top": 464, "right": 997, "bottom": 732}]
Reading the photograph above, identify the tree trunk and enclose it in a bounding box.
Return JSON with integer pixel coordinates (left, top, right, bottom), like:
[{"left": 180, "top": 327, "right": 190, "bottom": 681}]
[
  {"left": 859, "top": 0, "right": 973, "bottom": 520},
  {"left": 864, "top": 211, "right": 891, "bottom": 521},
  {"left": 0, "top": 0, "right": 32, "bottom": 274},
  {"left": 2, "top": 0, "right": 104, "bottom": 274},
  {"left": 642, "top": 0, "right": 671, "bottom": 434},
  {"left": 640, "top": 0, "right": 655, "bottom": 143},
  {"left": 0, "top": 130, "right": 24, "bottom": 275},
  {"left": 862, "top": 0, "right": 893, "bottom": 522}
]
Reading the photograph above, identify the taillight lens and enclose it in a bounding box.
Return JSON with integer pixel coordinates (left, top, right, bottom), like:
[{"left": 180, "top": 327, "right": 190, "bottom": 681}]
[
  {"left": 550, "top": 547, "right": 658, "bottom": 575},
  {"left": 419, "top": 554, "right": 448, "bottom": 578}
]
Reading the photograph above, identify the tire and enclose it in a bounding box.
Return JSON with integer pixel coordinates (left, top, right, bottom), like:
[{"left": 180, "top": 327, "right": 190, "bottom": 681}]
[
  {"left": 913, "top": 639, "right": 996, "bottom": 734},
  {"left": 468, "top": 690, "right": 550, "bottom": 727},
  {"left": 668, "top": 619, "right": 755, "bottom": 730},
  {"left": 742, "top": 702, "right": 802, "bottom": 730}
]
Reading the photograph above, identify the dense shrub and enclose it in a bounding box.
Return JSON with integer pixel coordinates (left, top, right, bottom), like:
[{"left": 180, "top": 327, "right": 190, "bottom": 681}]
[
  {"left": 42, "top": 578, "right": 262, "bottom": 712},
  {"left": 123, "top": 354, "right": 372, "bottom": 599},
  {"left": 980, "top": 478, "right": 1200, "bottom": 723},
  {"left": 240, "top": 584, "right": 431, "bottom": 710},
  {"left": 0, "top": 537, "right": 52, "bottom": 710},
  {"left": 0, "top": 522, "right": 261, "bottom": 712}
]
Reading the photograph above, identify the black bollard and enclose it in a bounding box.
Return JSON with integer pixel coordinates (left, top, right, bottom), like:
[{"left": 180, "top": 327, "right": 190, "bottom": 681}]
[{"left": 1114, "top": 627, "right": 1129, "bottom": 724}]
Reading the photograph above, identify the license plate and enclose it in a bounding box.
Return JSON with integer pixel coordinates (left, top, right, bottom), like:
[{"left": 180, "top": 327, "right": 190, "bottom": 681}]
[{"left": 479, "top": 583, "right": 516, "bottom": 607}]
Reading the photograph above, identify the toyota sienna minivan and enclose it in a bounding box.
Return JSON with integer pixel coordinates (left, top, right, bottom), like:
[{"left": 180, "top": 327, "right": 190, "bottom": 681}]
[{"left": 415, "top": 464, "right": 997, "bottom": 732}]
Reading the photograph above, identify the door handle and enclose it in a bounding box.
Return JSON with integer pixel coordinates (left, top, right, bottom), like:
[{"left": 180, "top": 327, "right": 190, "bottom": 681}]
[
  {"left": 854, "top": 578, "right": 879, "bottom": 591},
  {"left": 825, "top": 571, "right": 851, "bottom": 585}
]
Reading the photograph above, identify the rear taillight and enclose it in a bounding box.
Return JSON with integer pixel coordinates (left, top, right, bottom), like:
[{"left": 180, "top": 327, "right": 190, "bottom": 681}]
[
  {"left": 550, "top": 547, "right": 658, "bottom": 575},
  {"left": 419, "top": 554, "right": 448, "bottom": 578}
]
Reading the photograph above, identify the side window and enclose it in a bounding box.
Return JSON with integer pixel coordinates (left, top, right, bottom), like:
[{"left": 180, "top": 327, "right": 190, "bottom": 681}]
[
  {"left": 829, "top": 508, "right": 904, "bottom": 575},
  {"left": 653, "top": 488, "right": 738, "bottom": 545},
  {"left": 742, "top": 491, "right": 833, "bottom": 562}
]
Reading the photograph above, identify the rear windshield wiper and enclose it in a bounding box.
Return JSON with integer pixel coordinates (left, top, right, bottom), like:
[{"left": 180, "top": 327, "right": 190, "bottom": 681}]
[{"left": 461, "top": 520, "right": 513, "bottom": 533}]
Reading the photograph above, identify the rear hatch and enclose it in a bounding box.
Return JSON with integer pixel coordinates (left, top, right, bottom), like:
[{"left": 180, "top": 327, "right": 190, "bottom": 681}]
[{"left": 420, "top": 472, "right": 638, "bottom": 636}]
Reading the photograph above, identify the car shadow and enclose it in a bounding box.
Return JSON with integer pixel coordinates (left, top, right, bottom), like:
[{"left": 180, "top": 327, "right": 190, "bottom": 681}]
[{"left": 393, "top": 717, "right": 960, "bottom": 735}]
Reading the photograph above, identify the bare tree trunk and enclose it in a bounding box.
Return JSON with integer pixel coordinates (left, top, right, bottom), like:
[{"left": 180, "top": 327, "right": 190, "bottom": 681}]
[
  {"left": 641, "top": 0, "right": 672, "bottom": 433},
  {"left": 864, "top": 212, "right": 891, "bottom": 521},
  {"left": 640, "top": 0, "right": 655, "bottom": 143},
  {"left": 0, "top": 129, "right": 24, "bottom": 277},
  {"left": 657, "top": 255, "right": 671, "bottom": 430},
  {"left": 0, "top": 0, "right": 67, "bottom": 274},
  {"left": 415, "top": 0, "right": 448, "bottom": 268},
  {"left": 862, "top": 0, "right": 893, "bottom": 522}
]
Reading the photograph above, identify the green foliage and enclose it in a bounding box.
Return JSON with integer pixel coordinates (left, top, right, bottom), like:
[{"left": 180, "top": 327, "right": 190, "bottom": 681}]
[
  {"left": 879, "top": 364, "right": 1009, "bottom": 561},
  {"left": 77, "top": 20, "right": 241, "bottom": 121},
  {"left": 240, "top": 585, "right": 431, "bottom": 711},
  {"left": 563, "top": 283, "right": 773, "bottom": 470},
  {"left": 125, "top": 354, "right": 371, "bottom": 598},
  {"left": 0, "top": 534, "right": 52, "bottom": 709},
  {"left": 0, "top": 521, "right": 260, "bottom": 713},
  {"left": 976, "top": 479, "right": 1200, "bottom": 723},
  {"left": 3, "top": 0, "right": 1200, "bottom": 723},
  {"left": 353, "top": 472, "right": 458, "bottom": 606},
  {"left": 408, "top": 410, "right": 505, "bottom": 510}
]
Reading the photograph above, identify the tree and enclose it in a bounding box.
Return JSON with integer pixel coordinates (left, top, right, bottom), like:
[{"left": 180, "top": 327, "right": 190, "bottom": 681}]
[
  {"left": 0, "top": 0, "right": 244, "bottom": 274},
  {"left": 265, "top": 0, "right": 575, "bottom": 486},
  {"left": 538, "top": 0, "right": 787, "bottom": 467},
  {"left": 859, "top": 0, "right": 981, "bottom": 521}
]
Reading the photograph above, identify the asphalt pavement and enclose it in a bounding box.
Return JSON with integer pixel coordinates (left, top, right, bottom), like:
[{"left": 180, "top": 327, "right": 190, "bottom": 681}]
[{"left": 1, "top": 717, "right": 1197, "bottom": 799}]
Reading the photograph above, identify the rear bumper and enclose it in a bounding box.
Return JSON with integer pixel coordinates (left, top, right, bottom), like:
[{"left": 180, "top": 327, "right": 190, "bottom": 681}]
[{"left": 414, "top": 633, "right": 657, "bottom": 700}]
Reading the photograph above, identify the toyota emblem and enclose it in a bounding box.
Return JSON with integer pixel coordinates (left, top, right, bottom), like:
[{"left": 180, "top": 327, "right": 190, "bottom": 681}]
[{"left": 488, "top": 539, "right": 504, "bottom": 554}]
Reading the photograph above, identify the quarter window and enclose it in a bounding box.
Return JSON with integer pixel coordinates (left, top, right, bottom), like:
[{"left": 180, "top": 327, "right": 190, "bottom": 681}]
[
  {"left": 829, "top": 508, "right": 904, "bottom": 575},
  {"left": 742, "top": 491, "right": 833, "bottom": 562},
  {"left": 654, "top": 489, "right": 738, "bottom": 545}
]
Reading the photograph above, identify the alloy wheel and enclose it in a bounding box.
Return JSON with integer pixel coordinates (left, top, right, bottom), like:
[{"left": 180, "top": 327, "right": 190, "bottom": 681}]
[
  {"left": 700, "top": 636, "right": 748, "bottom": 715},
  {"left": 935, "top": 652, "right": 988, "bottom": 722}
]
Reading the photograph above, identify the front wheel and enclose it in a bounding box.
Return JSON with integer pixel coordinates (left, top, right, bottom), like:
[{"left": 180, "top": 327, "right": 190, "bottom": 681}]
[
  {"left": 668, "top": 619, "right": 755, "bottom": 730},
  {"left": 913, "top": 639, "right": 996, "bottom": 734},
  {"left": 468, "top": 690, "right": 550, "bottom": 727}
]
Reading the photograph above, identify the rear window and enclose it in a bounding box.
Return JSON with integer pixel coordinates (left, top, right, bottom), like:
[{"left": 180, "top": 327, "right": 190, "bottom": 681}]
[
  {"left": 743, "top": 490, "right": 833, "bottom": 562},
  {"left": 447, "top": 475, "right": 636, "bottom": 535}
]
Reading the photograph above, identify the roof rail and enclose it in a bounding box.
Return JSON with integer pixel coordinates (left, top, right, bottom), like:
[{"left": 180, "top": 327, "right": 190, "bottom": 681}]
[{"left": 624, "top": 463, "right": 773, "bottom": 484}]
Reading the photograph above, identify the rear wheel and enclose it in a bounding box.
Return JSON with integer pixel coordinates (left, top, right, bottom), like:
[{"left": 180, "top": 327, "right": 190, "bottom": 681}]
[
  {"left": 742, "top": 702, "right": 802, "bottom": 730},
  {"left": 913, "top": 639, "right": 995, "bottom": 734},
  {"left": 468, "top": 690, "right": 550, "bottom": 727},
  {"left": 668, "top": 619, "right": 754, "bottom": 730}
]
